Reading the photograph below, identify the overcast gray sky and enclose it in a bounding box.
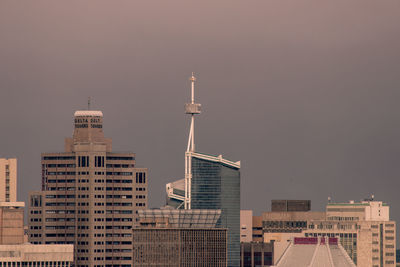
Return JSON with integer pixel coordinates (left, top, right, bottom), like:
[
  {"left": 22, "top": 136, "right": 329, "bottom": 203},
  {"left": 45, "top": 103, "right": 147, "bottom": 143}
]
[{"left": 1, "top": 0, "right": 400, "bottom": 240}]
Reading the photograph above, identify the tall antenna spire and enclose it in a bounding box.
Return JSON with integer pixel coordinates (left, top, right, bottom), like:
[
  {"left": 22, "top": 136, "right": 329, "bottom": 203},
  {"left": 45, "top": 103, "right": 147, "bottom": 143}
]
[
  {"left": 185, "top": 72, "right": 201, "bottom": 152},
  {"left": 184, "top": 72, "right": 201, "bottom": 209}
]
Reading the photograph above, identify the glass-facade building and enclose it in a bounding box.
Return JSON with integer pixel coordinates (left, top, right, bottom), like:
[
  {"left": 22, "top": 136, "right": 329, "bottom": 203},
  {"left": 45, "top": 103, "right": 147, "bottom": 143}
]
[{"left": 190, "top": 153, "right": 240, "bottom": 267}]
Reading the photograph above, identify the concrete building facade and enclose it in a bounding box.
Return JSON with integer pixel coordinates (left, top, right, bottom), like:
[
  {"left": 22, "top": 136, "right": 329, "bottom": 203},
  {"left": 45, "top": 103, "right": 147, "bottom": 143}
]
[
  {"left": 0, "top": 159, "right": 17, "bottom": 202},
  {"left": 262, "top": 200, "right": 396, "bottom": 267},
  {"left": 28, "top": 110, "right": 148, "bottom": 267},
  {"left": 133, "top": 209, "right": 227, "bottom": 266},
  {"left": 0, "top": 244, "right": 73, "bottom": 266},
  {"left": 133, "top": 228, "right": 227, "bottom": 267},
  {"left": 240, "top": 242, "right": 273, "bottom": 267},
  {"left": 0, "top": 202, "right": 24, "bottom": 245},
  {"left": 240, "top": 210, "right": 253, "bottom": 243}
]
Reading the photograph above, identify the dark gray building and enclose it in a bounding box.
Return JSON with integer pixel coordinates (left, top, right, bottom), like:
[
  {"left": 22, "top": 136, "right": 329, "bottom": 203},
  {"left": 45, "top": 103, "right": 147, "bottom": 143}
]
[
  {"left": 190, "top": 152, "right": 241, "bottom": 267},
  {"left": 271, "top": 200, "right": 311, "bottom": 212}
]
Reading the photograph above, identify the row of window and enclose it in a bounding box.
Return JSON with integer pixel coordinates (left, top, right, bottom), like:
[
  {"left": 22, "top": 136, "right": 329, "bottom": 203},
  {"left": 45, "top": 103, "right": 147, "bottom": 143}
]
[
  {"left": 47, "top": 172, "right": 75, "bottom": 175},
  {"left": 43, "top": 156, "right": 75, "bottom": 160},
  {"left": 45, "top": 164, "right": 75, "bottom": 168}
]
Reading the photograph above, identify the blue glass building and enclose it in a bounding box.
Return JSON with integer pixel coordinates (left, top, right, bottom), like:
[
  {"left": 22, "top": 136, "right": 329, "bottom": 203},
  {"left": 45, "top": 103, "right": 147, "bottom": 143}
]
[{"left": 190, "top": 152, "right": 241, "bottom": 267}]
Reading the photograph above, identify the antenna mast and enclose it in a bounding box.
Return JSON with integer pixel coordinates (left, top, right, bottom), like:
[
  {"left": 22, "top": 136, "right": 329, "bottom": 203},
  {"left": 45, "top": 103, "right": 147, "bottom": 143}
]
[
  {"left": 88, "top": 97, "right": 91, "bottom": 110},
  {"left": 184, "top": 72, "right": 201, "bottom": 209}
]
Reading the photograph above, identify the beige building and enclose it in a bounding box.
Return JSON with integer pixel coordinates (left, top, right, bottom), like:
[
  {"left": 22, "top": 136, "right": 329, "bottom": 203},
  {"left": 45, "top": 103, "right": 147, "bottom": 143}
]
[
  {"left": 0, "top": 202, "right": 24, "bottom": 245},
  {"left": 262, "top": 200, "right": 396, "bottom": 267},
  {"left": 0, "top": 244, "right": 73, "bottom": 266},
  {"left": 0, "top": 159, "right": 17, "bottom": 202},
  {"left": 0, "top": 202, "right": 73, "bottom": 265},
  {"left": 240, "top": 210, "right": 253, "bottom": 243},
  {"left": 28, "top": 110, "right": 148, "bottom": 267}
]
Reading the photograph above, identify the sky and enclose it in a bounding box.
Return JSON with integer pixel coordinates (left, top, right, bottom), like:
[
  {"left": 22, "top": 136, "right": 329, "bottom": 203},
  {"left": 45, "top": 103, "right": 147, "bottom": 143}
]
[{"left": 1, "top": 0, "right": 400, "bottom": 240}]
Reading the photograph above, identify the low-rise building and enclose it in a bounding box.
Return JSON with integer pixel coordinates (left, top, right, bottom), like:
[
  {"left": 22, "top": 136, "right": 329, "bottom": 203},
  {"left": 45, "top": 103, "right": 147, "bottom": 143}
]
[
  {"left": 0, "top": 244, "right": 73, "bottom": 265},
  {"left": 133, "top": 209, "right": 227, "bottom": 266},
  {"left": 0, "top": 202, "right": 73, "bottom": 265},
  {"left": 262, "top": 199, "right": 396, "bottom": 267}
]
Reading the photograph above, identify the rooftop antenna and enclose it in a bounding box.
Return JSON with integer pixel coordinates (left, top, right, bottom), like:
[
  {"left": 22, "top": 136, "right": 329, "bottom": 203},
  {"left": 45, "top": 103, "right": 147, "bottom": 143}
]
[
  {"left": 185, "top": 72, "right": 201, "bottom": 152},
  {"left": 184, "top": 72, "right": 201, "bottom": 209},
  {"left": 88, "top": 97, "right": 91, "bottom": 110}
]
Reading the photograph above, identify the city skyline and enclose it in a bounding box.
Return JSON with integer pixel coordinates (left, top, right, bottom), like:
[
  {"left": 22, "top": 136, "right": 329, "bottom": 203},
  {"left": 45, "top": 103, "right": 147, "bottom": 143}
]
[{"left": 1, "top": 0, "right": 400, "bottom": 247}]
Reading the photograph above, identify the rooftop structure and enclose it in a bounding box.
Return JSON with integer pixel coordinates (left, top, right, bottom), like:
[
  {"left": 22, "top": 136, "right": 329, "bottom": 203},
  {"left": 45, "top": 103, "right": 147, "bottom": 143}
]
[
  {"left": 275, "top": 237, "right": 356, "bottom": 267},
  {"left": 272, "top": 200, "right": 311, "bottom": 212},
  {"left": 137, "top": 209, "right": 221, "bottom": 228},
  {"left": 326, "top": 199, "right": 389, "bottom": 221},
  {"left": 165, "top": 178, "right": 185, "bottom": 208}
]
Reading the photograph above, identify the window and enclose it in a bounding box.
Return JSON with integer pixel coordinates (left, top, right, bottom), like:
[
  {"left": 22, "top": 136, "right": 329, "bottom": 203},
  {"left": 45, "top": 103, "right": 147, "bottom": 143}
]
[
  {"left": 31, "top": 195, "right": 42, "bottom": 207},
  {"left": 95, "top": 156, "right": 105, "bottom": 167},
  {"left": 136, "top": 172, "right": 146, "bottom": 183},
  {"left": 78, "top": 156, "right": 89, "bottom": 167}
]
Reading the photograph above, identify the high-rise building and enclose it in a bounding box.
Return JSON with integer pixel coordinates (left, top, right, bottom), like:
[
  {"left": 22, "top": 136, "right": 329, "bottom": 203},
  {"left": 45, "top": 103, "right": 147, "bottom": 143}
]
[
  {"left": 189, "top": 152, "right": 241, "bottom": 267},
  {"left": 28, "top": 110, "right": 148, "bottom": 267},
  {"left": 166, "top": 74, "right": 241, "bottom": 267},
  {"left": 0, "top": 158, "right": 17, "bottom": 202}
]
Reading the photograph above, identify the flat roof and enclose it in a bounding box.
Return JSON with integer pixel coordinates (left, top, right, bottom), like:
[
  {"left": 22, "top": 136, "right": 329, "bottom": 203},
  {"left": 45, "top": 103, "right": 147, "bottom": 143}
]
[
  {"left": 189, "top": 151, "right": 240, "bottom": 169},
  {"left": 74, "top": 110, "right": 103, "bottom": 117}
]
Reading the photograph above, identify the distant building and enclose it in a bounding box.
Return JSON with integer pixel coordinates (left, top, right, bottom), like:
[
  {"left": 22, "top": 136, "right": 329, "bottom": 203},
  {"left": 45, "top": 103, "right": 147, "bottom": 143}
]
[
  {"left": 318, "top": 200, "right": 396, "bottom": 266},
  {"left": 133, "top": 209, "right": 227, "bottom": 266},
  {"left": 0, "top": 158, "right": 17, "bottom": 202},
  {"left": 0, "top": 244, "right": 73, "bottom": 265},
  {"left": 271, "top": 200, "right": 311, "bottom": 212},
  {"left": 240, "top": 210, "right": 253, "bottom": 242},
  {"left": 275, "top": 237, "right": 356, "bottom": 267},
  {"left": 0, "top": 212, "right": 73, "bottom": 265},
  {"left": 28, "top": 109, "right": 148, "bottom": 267},
  {"left": 262, "top": 199, "right": 396, "bottom": 267},
  {"left": 133, "top": 228, "right": 227, "bottom": 267},
  {"left": 0, "top": 164, "right": 73, "bottom": 264},
  {"left": 0, "top": 202, "right": 24, "bottom": 245},
  {"left": 240, "top": 242, "right": 273, "bottom": 267}
]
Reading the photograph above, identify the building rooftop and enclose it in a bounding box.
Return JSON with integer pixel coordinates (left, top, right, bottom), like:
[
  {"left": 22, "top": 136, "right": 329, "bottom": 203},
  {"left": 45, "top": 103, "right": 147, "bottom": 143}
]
[
  {"left": 74, "top": 110, "right": 103, "bottom": 117},
  {"left": 190, "top": 151, "right": 240, "bottom": 169},
  {"left": 137, "top": 209, "right": 221, "bottom": 228},
  {"left": 275, "top": 237, "right": 356, "bottom": 267}
]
